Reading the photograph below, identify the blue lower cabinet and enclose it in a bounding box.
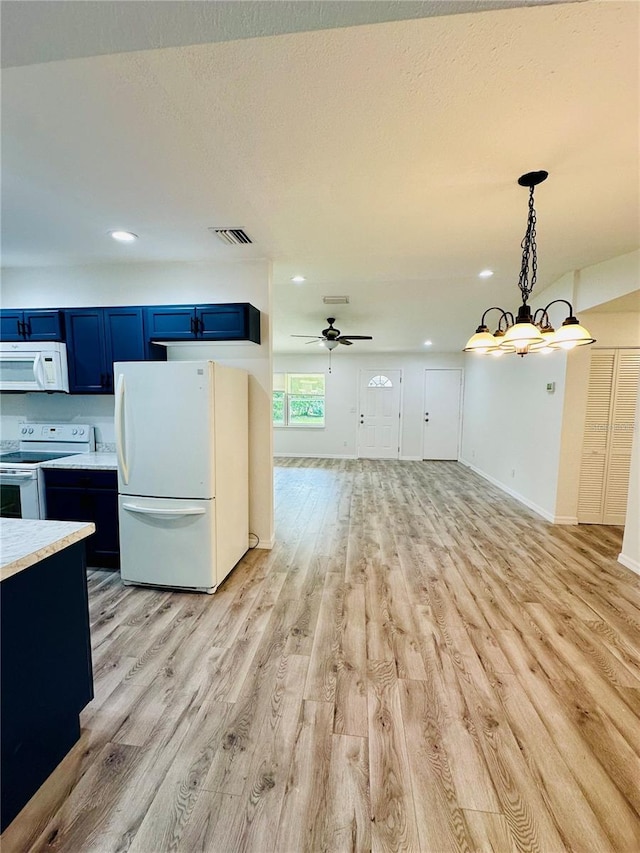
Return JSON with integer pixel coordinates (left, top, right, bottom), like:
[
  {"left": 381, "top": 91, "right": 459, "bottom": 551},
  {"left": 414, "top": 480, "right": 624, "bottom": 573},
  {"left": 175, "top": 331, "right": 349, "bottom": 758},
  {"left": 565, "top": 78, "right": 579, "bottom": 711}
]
[{"left": 44, "top": 470, "right": 120, "bottom": 568}]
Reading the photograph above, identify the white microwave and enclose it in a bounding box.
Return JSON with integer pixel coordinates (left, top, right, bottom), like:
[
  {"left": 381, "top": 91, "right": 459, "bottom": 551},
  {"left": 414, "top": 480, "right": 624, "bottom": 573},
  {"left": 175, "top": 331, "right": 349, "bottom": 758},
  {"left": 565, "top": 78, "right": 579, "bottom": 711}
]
[{"left": 0, "top": 341, "right": 70, "bottom": 392}]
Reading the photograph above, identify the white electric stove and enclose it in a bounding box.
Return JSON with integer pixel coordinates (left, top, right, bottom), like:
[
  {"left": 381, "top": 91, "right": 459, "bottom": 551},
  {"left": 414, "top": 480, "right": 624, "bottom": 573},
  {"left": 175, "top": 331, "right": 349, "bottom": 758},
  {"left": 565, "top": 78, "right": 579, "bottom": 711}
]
[{"left": 0, "top": 423, "right": 95, "bottom": 519}]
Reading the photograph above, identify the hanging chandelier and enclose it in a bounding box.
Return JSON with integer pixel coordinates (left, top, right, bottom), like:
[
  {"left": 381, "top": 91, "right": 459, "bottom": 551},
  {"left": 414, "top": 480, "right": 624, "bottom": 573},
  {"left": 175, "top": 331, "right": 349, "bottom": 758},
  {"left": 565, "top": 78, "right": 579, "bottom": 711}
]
[{"left": 464, "top": 170, "right": 596, "bottom": 357}]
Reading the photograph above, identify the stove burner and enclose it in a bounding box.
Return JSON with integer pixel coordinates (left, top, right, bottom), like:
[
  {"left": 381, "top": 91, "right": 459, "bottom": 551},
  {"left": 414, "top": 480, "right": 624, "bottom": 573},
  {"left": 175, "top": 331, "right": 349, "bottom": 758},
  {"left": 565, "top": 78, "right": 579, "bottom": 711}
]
[{"left": 0, "top": 451, "right": 76, "bottom": 465}]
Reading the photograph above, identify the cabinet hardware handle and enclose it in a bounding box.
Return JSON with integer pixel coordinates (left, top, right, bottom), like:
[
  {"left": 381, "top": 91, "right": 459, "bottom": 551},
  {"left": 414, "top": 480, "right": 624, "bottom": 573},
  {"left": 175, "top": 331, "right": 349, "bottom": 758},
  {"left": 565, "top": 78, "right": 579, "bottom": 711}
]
[
  {"left": 190, "top": 317, "right": 195, "bottom": 335},
  {"left": 17, "top": 320, "right": 25, "bottom": 337},
  {"left": 26, "top": 320, "right": 32, "bottom": 337}
]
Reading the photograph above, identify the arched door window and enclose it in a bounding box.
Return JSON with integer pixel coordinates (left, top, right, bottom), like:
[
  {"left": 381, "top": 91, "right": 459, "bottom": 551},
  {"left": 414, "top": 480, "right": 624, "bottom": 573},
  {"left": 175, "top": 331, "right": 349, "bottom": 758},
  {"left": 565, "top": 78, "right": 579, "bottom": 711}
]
[{"left": 368, "top": 375, "right": 393, "bottom": 388}]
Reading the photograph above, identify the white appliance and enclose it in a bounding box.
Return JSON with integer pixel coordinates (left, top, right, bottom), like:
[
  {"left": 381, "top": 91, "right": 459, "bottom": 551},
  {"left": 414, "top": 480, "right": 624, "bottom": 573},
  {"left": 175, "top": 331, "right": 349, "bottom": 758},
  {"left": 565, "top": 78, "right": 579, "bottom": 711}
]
[
  {"left": 0, "top": 341, "right": 70, "bottom": 392},
  {"left": 0, "top": 423, "right": 95, "bottom": 519},
  {"left": 114, "top": 360, "right": 249, "bottom": 594}
]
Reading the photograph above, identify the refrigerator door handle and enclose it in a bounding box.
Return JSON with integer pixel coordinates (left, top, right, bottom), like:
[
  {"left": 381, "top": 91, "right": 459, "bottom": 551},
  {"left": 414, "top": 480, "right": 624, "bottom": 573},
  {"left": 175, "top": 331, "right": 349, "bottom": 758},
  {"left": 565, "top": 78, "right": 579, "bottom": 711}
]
[
  {"left": 122, "top": 502, "right": 206, "bottom": 519},
  {"left": 115, "top": 373, "right": 130, "bottom": 485}
]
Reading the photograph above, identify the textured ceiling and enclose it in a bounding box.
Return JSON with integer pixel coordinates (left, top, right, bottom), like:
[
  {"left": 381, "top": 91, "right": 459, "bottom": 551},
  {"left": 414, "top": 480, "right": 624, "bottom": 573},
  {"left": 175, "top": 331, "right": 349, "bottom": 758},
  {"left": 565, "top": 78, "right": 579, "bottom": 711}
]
[
  {"left": 1, "top": 1, "right": 638, "bottom": 352},
  {"left": 1, "top": 0, "right": 578, "bottom": 68}
]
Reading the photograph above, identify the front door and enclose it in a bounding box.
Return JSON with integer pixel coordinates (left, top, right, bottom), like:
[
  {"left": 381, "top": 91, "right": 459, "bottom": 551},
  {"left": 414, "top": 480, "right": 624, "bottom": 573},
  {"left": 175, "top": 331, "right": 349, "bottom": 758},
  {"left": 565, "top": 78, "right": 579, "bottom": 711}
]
[
  {"left": 357, "top": 370, "right": 402, "bottom": 459},
  {"left": 422, "top": 369, "right": 462, "bottom": 460}
]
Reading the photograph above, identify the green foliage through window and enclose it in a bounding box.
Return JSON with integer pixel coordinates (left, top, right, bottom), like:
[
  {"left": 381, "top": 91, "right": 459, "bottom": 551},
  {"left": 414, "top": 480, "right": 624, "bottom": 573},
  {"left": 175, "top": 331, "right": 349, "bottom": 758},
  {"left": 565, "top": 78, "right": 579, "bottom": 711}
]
[{"left": 273, "top": 373, "right": 325, "bottom": 427}]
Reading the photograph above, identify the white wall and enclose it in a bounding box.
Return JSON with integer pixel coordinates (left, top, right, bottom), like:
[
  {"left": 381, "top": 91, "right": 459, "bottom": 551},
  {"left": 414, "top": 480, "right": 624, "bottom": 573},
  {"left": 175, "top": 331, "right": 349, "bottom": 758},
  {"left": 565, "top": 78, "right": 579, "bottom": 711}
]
[
  {"left": 0, "top": 259, "right": 274, "bottom": 547},
  {"left": 461, "top": 251, "right": 639, "bottom": 524},
  {"left": 460, "top": 351, "right": 568, "bottom": 521},
  {"left": 273, "top": 351, "right": 464, "bottom": 459}
]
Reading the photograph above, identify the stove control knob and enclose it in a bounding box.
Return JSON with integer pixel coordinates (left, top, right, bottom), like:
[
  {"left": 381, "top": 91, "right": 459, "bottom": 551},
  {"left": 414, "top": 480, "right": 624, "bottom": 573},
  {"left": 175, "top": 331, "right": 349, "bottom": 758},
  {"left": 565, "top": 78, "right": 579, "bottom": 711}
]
[
  {"left": 28, "top": 427, "right": 34, "bottom": 434},
  {"left": 21, "top": 427, "right": 27, "bottom": 434},
  {"left": 78, "top": 428, "right": 85, "bottom": 436},
  {"left": 72, "top": 429, "right": 78, "bottom": 435}
]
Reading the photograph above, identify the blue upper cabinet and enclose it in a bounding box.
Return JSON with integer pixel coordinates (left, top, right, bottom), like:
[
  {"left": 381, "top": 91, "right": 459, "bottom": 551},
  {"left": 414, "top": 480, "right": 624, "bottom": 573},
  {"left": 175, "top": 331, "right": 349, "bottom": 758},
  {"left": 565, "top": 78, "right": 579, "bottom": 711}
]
[
  {"left": 145, "top": 303, "right": 260, "bottom": 344},
  {"left": 65, "top": 309, "right": 106, "bottom": 394},
  {"left": 65, "top": 307, "right": 147, "bottom": 394},
  {"left": 0, "top": 309, "right": 64, "bottom": 342},
  {"left": 144, "top": 306, "right": 198, "bottom": 341}
]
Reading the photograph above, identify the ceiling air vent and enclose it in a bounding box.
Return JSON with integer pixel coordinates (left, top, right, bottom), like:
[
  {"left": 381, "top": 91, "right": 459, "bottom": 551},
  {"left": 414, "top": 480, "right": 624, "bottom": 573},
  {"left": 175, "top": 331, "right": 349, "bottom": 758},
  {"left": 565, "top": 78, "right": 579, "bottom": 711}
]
[
  {"left": 208, "top": 227, "right": 253, "bottom": 245},
  {"left": 323, "top": 296, "right": 350, "bottom": 305}
]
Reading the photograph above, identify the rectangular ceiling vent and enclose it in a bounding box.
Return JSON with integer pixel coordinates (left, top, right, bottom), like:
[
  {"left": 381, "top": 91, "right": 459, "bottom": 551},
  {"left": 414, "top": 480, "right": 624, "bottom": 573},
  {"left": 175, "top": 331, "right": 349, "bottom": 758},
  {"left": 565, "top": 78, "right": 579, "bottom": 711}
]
[
  {"left": 208, "top": 227, "right": 253, "bottom": 245},
  {"left": 323, "top": 296, "right": 350, "bottom": 305}
]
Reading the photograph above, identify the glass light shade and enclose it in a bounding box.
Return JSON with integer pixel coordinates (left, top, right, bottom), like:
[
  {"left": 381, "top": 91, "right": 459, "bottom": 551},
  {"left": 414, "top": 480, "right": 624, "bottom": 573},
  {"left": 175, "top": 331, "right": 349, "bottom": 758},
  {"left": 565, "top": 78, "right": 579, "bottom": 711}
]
[
  {"left": 548, "top": 322, "right": 595, "bottom": 349},
  {"left": 528, "top": 328, "right": 556, "bottom": 352},
  {"left": 499, "top": 322, "right": 544, "bottom": 350},
  {"left": 463, "top": 331, "right": 499, "bottom": 353}
]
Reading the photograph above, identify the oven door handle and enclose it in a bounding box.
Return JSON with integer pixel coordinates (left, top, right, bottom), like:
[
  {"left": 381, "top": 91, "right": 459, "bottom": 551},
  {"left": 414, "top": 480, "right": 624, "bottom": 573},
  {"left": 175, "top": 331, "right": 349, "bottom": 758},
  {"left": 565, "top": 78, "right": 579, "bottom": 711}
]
[
  {"left": 0, "top": 472, "right": 36, "bottom": 481},
  {"left": 115, "top": 373, "right": 129, "bottom": 485},
  {"left": 33, "top": 353, "right": 46, "bottom": 389}
]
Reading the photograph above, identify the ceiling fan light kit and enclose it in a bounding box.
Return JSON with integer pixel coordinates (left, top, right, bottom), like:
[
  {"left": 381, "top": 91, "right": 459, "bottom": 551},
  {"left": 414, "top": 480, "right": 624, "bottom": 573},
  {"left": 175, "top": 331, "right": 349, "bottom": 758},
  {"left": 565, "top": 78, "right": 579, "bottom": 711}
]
[
  {"left": 291, "top": 317, "right": 373, "bottom": 371},
  {"left": 464, "top": 170, "right": 595, "bottom": 358}
]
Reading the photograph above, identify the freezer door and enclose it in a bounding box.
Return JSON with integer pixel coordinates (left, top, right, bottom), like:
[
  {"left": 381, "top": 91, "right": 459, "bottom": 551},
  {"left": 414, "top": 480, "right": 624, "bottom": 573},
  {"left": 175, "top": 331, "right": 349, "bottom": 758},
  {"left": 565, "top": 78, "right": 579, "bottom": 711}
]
[
  {"left": 119, "top": 495, "right": 216, "bottom": 591},
  {"left": 114, "top": 361, "right": 215, "bottom": 499}
]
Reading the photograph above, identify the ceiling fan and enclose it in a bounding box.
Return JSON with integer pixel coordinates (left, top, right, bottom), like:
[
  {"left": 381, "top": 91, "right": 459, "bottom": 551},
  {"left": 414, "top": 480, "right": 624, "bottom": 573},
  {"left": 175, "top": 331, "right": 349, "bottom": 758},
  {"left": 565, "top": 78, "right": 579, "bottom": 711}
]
[
  {"left": 291, "top": 317, "right": 373, "bottom": 371},
  {"left": 291, "top": 317, "right": 373, "bottom": 350}
]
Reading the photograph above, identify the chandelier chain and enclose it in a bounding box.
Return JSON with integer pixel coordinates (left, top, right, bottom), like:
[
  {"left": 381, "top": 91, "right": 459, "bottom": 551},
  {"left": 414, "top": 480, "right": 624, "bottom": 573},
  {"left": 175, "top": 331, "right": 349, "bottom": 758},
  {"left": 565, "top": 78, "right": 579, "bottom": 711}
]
[{"left": 518, "top": 185, "right": 538, "bottom": 304}]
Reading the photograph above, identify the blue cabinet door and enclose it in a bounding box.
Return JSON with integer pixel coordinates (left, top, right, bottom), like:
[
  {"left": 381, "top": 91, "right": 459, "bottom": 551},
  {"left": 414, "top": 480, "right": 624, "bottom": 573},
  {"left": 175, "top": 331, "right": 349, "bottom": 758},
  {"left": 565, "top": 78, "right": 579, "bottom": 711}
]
[
  {"left": 23, "top": 310, "right": 63, "bottom": 341},
  {"left": 0, "top": 310, "right": 64, "bottom": 341},
  {"left": 44, "top": 470, "right": 120, "bottom": 568},
  {"left": 65, "top": 310, "right": 107, "bottom": 394},
  {"left": 0, "top": 311, "right": 24, "bottom": 341},
  {"left": 103, "top": 307, "right": 146, "bottom": 390},
  {"left": 196, "top": 304, "right": 245, "bottom": 340},
  {"left": 145, "top": 306, "right": 196, "bottom": 341}
]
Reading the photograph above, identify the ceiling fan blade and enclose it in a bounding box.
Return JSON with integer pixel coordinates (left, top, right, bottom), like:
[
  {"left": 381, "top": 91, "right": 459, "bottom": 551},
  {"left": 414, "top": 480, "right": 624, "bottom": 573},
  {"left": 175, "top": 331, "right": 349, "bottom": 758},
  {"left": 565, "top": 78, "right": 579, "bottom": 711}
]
[
  {"left": 337, "top": 338, "right": 353, "bottom": 346},
  {"left": 305, "top": 339, "right": 323, "bottom": 345},
  {"left": 337, "top": 335, "right": 373, "bottom": 341},
  {"left": 291, "top": 335, "right": 324, "bottom": 339}
]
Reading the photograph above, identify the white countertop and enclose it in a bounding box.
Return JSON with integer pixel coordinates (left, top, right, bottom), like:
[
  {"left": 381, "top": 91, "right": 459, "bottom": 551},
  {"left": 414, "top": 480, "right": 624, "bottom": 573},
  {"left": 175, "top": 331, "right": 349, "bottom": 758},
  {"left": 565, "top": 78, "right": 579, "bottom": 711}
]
[
  {"left": 1, "top": 519, "right": 96, "bottom": 582},
  {"left": 40, "top": 452, "right": 118, "bottom": 471}
]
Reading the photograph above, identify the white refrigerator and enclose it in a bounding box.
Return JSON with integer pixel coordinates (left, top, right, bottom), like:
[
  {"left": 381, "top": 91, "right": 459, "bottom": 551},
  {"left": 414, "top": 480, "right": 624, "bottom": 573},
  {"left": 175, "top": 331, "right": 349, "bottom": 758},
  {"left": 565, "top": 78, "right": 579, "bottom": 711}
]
[{"left": 114, "top": 360, "right": 249, "bottom": 593}]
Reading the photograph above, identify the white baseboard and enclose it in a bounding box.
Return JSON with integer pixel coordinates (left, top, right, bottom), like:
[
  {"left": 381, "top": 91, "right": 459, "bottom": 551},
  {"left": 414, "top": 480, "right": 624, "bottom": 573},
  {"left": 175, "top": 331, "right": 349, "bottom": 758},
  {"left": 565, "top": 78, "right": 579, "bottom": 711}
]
[
  {"left": 618, "top": 553, "right": 640, "bottom": 575},
  {"left": 460, "top": 459, "right": 556, "bottom": 523},
  {"left": 274, "top": 452, "right": 356, "bottom": 459},
  {"left": 553, "top": 516, "right": 579, "bottom": 525},
  {"left": 400, "top": 455, "right": 422, "bottom": 461},
  {"left": 252, "top": 537, "right": 274, "bottom": 550}
]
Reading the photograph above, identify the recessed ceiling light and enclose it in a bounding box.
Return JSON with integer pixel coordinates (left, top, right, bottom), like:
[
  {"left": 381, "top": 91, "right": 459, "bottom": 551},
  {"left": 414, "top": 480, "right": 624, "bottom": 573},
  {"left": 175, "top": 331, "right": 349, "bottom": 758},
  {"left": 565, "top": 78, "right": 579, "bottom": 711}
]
[
  {"left": 109, "top": 230, "right": 138, "bottom": 243},
  {"left": 291, "top": 275, "right": 306, "bottom": 283},
  {"left": 478, "top": 269, "right": 494, "bottom": 278},
  {"left": 424, "top": 340, "right": 433, "bottom": 346}
]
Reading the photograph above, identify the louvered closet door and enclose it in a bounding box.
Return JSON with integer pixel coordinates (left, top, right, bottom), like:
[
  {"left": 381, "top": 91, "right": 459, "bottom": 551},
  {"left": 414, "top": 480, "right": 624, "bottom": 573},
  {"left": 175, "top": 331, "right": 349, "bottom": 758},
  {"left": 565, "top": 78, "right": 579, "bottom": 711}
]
[
  {"left": 605, "top": 351, "right": 640, "bottom": 523},
  {"left": 578, "top": 349, "right": 640, "bottom": 524}
]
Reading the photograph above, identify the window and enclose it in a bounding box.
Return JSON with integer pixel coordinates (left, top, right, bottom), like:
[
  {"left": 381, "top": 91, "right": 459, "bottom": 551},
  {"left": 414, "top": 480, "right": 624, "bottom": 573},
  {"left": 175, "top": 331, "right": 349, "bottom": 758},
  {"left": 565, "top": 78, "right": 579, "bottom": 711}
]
[
  {"left": 368, "top": 375, "right": 393, "bottom": 387},
  {"left": 273, "top": 373, "right": 325, "bottom": 427}
]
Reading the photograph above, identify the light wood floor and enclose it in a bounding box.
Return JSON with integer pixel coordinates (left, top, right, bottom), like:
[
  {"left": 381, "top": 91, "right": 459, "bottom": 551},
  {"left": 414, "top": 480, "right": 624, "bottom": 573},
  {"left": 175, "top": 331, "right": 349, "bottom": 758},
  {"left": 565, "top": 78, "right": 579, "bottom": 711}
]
[{"left": 3, "top": 459, "right": 640, "bottom": 853}]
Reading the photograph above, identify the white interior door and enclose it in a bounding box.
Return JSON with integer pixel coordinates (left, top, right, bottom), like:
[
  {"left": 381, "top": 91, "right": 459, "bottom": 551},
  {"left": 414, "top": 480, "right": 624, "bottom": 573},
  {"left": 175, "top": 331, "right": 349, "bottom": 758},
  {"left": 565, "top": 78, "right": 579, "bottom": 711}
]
[
  {"left": 358, "top": 370, "right": 402, "bottom": 459},
  {"left": 422, "top": 369, "right": 462, "bottom": 460}
]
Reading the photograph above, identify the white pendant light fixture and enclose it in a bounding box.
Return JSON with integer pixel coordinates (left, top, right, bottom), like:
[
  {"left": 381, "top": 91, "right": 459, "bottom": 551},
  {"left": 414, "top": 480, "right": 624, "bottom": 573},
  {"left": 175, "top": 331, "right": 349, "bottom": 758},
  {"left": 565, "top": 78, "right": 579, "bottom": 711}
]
[{"left": 464, "top": 171, "right": 595, "bottom": 357}]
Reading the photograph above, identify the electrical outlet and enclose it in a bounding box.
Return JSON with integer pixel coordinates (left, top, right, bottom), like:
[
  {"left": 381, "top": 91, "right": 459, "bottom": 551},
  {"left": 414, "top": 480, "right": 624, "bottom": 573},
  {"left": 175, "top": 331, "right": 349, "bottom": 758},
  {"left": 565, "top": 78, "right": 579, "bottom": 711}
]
[
  {"left": 343, "top": 441, "right": 348, "bottom": 447},
  {"left": 511, "top": 468, "right": 516, "bottom": 478}
]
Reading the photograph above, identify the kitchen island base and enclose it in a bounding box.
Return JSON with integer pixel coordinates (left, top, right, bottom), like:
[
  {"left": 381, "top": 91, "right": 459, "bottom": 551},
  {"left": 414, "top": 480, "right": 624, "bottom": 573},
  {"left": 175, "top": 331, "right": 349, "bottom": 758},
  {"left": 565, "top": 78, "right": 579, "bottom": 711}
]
[{"left": 1, "top": 533, "right": 94, "bottom": 832}]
